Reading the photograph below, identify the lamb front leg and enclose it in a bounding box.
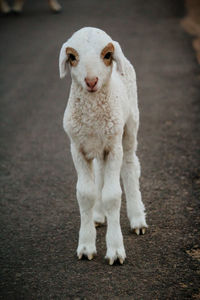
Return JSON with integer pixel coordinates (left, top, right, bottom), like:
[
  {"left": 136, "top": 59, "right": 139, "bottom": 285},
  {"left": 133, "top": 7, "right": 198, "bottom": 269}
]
[
  {"left": 102, "top": 145, "right": 126, "bottom": 265},
  {"left": 93, "top": 159, "right": 105, "bottom": 227},
  {"left": 71, "top": 144, "right": 97, "bottom": 260}
]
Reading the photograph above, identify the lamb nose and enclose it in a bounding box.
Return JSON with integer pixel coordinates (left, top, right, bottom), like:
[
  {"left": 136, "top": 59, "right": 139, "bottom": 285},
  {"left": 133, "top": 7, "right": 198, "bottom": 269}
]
[{"left": 85, "top": 77, "right": 98, "bottom": 89}]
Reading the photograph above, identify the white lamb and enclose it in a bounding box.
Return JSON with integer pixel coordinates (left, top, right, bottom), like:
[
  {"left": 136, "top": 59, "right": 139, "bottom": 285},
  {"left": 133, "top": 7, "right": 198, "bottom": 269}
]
[{"left": 59, "top": 27, "right": 147, "bottom": 265}]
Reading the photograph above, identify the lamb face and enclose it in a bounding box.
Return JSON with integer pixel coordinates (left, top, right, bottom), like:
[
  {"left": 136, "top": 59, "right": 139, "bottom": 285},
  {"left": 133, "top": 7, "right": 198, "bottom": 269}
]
[
  {"left": 59, "top": 27, "right": 124, "bottom": 93},
  {"left": 71, "top": 43, "right": 115, "bottom": 93}
]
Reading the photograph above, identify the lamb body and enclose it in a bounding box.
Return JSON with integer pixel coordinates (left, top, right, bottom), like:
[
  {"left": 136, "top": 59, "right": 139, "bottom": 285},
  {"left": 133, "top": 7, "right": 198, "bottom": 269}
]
[{"left": 59, "top": 27, "right": 147, "bottom": 265}]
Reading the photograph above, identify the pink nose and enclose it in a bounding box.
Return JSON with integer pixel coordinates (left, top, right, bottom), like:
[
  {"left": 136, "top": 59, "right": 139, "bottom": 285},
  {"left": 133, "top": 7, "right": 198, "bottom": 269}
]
[{"left": 85, "top": 77, "right": 98, "bottom": 89}]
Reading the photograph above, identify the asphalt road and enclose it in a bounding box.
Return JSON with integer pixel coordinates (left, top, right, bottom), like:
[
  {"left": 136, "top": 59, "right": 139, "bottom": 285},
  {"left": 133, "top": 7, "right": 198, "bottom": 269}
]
[{"left": 0, "top": 0, "right": 200, "bottom": 299}]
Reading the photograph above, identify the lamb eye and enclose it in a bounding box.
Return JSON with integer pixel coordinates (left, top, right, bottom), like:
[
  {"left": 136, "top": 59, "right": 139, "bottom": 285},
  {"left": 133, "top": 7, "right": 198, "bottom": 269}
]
[
  {"left": 104, "top": 52, "right": 111, "bottom": 59},
  {"left": 69, "top": 54, "right": 76, "bottom": 61}
]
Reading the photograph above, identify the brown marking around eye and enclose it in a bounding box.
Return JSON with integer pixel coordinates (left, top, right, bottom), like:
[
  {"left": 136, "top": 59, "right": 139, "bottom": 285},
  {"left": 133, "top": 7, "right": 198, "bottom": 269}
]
[
  {"left": 101, "top": 43, "right": 114, "bottom": 66},
  {"left": 66, "top": 47, "right": 79, "bottom": 67}
]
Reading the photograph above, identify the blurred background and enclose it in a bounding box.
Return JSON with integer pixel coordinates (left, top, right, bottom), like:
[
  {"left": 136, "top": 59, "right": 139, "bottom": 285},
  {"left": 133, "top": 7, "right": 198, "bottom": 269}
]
[{"left": 0, "top": 0, "right": 200, "bottom": 299}]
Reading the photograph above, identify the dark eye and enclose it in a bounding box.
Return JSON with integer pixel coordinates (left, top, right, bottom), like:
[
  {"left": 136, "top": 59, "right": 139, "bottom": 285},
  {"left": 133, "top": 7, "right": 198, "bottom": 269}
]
[
  {"left": 69, "top": 54, "right": 76, "bottom": 61},
  {"left": 104, "top": 52, "right": 111, "bottom": 59}
]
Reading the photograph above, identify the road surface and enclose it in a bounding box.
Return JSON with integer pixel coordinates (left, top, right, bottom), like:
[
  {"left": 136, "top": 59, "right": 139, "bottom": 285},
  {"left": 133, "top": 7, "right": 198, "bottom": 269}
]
[{"left": 0, "top": 0, "right": 200, "bottom": 299}]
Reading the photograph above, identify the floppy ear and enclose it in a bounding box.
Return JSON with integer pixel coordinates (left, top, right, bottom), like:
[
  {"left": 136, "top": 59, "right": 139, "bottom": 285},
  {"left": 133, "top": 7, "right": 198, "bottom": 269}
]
[
  {"left": 112, "top": 41, "right": 125, "bottom": 76},
  {"left": 59, "top": 42, "right": 68, "bottom": 79}
]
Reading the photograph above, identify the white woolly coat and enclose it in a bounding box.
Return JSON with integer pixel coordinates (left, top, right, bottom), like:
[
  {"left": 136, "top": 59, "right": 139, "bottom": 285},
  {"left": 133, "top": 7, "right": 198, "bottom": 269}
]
[{"left": 63, "top": 59, "right": 139, "bottom": 161}]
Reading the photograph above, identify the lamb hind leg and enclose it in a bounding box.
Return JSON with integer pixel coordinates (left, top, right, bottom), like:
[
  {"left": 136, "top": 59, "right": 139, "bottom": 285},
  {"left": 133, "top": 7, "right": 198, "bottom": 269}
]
[
  {"left": 121, "top": 152, "right": 147, "bottom": 234},
  {"left": 121, "top": 119, "right": 147, "bottom": 234},
  {"left": 71, "top": 144, "right": 97, "bottom": 260}
]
